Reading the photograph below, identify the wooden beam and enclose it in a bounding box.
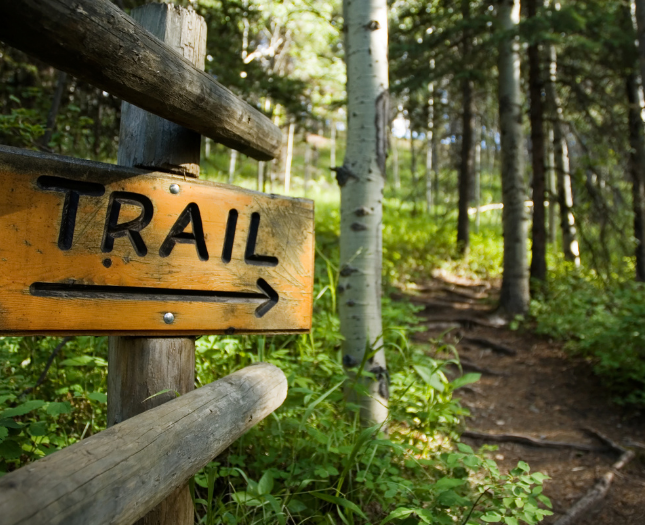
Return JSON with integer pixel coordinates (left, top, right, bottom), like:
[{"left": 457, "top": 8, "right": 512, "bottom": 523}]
[
  {"left": 0, "top": 363, "right": 288, "bottom": 525},
  {"left": 0, "top": 0, "right": 282, "bottom": 161},
  {"left": 110, "top": 7, "right": 202, "bottom": 523}
]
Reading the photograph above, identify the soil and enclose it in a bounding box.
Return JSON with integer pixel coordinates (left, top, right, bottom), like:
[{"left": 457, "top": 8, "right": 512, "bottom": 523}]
[{"left": 398, "top": 271, "right": 645, "bottom": 525}]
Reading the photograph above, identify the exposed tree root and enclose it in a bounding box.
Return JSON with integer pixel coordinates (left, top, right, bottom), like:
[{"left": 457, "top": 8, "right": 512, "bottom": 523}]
[
  {"left": 553, "top": 449, "right": 635, "bottom": 525},
  {"left": 458, "top": 360, "right": 507, "bottom": 376},
  {"left": 421, "top": 316, "right": 507, "bottom": 329},
  {"left": 461, "top": 336, "right": 517, "bottom": 356},
  {"left": 462, "top": 430, "right": 604, "bottom": 452}
]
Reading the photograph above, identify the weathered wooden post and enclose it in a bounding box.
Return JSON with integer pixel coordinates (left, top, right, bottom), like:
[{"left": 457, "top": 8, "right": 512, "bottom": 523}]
[{"left": 108, "top": 4, "right": 206, "bottom": 525}]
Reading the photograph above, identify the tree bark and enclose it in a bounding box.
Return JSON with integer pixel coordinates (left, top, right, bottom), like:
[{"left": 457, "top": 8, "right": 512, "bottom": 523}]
[
  {"left": 109, "top": 5, "right": 205, "bottom": 524},
  {"left": 626, "top": 72, "right": 645, "bottom": 281},
  {"left": 457, "top": 0, "right": 474, "bottom": 255},
  {"left": 40, "top": 71, "right": 68, "bottom": 149},
  {"left": 339, "top": 0, "right": 389, "bottom": 426},
  {"left": 474, "top": 119, "right": 482, "bottom": 233},
  {"left": 546, "top": 44, "right": 580, "bottom": 264},
  {"left": 528, "top": 0, "right": 547, "bottom": 283},
  {"left": 547, "top": 124, "right": 557, "bottom": 244},
  {"left": 498, "top": 0, "right": 530, "bottom": 314},
  {"left": 330, "top": 121, "right": 337, "bottom": 168}
]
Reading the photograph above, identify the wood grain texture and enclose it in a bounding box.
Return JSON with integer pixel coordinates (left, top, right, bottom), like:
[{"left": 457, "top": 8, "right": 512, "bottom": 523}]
[
  {"left": 0, "top": 363, "right": 288, "bottom": 525},
  {"left": 112, "top": 9, "right": 204, "bottom": 523},
  {"left": 118, "top": 4, "right": 205, "bottom": 178},
  {"left": 0, "top": 0, "right": 281, "bottom": 160},
  {"left": 0, "top": 146, "right": 315, "bottom": 335}
]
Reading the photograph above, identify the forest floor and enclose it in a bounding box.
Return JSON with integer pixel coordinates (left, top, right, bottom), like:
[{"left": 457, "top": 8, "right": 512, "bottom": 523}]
[{"left": 397, "top": 271, "right": 645, "bottom": 525}]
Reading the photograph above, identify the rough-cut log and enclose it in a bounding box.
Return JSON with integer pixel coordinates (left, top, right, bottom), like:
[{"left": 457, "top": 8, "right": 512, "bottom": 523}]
[
  {"left": 0, "top": 363, "right": 287, "bottom": 525},
  {"left": 0, "top": 0, "right": 281, "bottom": 161},
  {"left": 462, "top": 430, "right": 603, "bottom": 452}
]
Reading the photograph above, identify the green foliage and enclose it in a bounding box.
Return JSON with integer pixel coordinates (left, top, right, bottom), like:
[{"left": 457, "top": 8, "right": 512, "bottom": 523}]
[
  {"left": 531, "top": 269, "right": 645, "bottom": 406},
  {"left": 0, "top": 336, "right": 108, "bottom": 471}
]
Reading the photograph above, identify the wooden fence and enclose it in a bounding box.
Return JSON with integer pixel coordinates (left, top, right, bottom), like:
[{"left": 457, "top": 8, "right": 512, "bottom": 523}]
[
  {"left": 0, "top": 1, "right": 295, "bottom": 524},
  {"left": 0, "top": 364, "right": 288, "bottom": 525}
]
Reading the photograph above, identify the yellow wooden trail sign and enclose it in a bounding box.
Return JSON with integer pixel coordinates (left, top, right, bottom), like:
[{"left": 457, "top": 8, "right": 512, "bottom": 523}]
[{"left": 0, "top": 146, "right": 314, "bottom": 335}]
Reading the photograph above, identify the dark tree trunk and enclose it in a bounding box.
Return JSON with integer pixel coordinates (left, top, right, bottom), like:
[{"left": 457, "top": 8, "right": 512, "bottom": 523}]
[
  {"left": 626, "top": 73, "right": 645, "bottom": 281},
  {"left": 528, "top": 0, "right": 547, "bottom": 284},
  {"left": 457, "top": 0, "right": 473, "bottom": 255},
  {"left": 41, "top": 70, "right": 68, "bottom": 149}
]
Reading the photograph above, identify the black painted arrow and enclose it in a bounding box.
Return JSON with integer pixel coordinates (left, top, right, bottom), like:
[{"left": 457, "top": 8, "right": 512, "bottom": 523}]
[{"left": 30, "top": 278, "right": 280, "bottom": 318}]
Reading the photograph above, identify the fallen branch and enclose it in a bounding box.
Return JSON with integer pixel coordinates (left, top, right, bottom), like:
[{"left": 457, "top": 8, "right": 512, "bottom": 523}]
[
  {"left": 462, "top": 430, "right": 603, "bottom": 452},
  {"left": 20, "top": 337, "right": 72, "bottom": 397},
  {"left": 461, "top": 337, "right": 517, "bottom": 356},
  {"left": 553, "top": 449, "right": 635, "bottom": 525}
]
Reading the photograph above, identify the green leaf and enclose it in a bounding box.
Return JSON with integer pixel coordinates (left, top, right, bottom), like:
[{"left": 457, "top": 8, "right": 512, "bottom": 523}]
[
  {"left": 28, "top": 422, "right": 47, "bottom": 437},
  {"left": 287, "top": 499, "right": 308, "bottom": 513},
  {"left": 437, "top": 489, "right": 470, "bottom": 506},
  {"left": 481, "top": 512, "right": 503, "bottom": 522},
  {"left": 231, "top": 491, "right": 262, "bottom": 507},
  {"left": 0, "top": 426, "right": 8, "bottom": 443},
  {"left": 452, "top": 373, "right": 481, "bottom": 389},
  {"left": 0, "top": 400, "right": 45, "bottom": 419},
  {"left": 504, "top": 518, "right": 519, "bottom": 525},
  {"left": 434, "top": 476, "right": 466, "bottom": 491},
  {"left": 263, "top": 494, "right": 285, "bottom": 524},
  {"left": 88, "top": 392, "right": 107, "bottom": 403},
  {"left": 457, "top": 443, "right": 474, "bottom": 454},
  {"left": 258, "top": 471, "right": 274, "bottom": 495},
  {"left": 46, "top": 401, "right": 71, "bottom": 416},
  {"left": 0, "top": 439, "right": 22, "bottom": 460},
  {"left": 379, "top": 507, "right": 414, "bottom": 524},
  {"left": 59, "top": 355, "right": 107, "bottom": 367},
  {"left": 414, "top": 365, "right": 445, "bottom": 392},
  {"left": 312, "top": 493, "right": 368, "bottom": 520}
]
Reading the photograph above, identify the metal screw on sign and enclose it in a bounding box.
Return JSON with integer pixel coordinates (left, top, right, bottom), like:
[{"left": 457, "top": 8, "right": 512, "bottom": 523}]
[
  {"left": 163, "top": 312, "right": 175, "bottom": 324},
  {"left": 169, "top": 184, "right": 180, "bottom": 194}
]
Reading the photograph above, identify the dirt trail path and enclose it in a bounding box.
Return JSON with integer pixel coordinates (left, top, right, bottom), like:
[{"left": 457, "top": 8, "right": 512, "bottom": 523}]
[{"left": 399, "top": 272, "right": 645, "bottom": 525}]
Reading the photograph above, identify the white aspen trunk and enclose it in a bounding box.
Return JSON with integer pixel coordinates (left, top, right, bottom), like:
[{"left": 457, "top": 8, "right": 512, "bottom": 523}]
[
  {"left": 228, "top": 148, "right": 237, "bottom": 185},
  {"left": 304, "top": 142, "right": 311, "bottom": 197},
  {"left": 339, "top": 0, "right": 389, "bottom": 426},
  {"left": 546, "top": 44, "right": 580, "bottom": 265},
  {"left": 547, "top": 125, "right": 557, "bottom": 244},
  {"left": 474, "top": 120, "right": 482, "bottom": 233},
  {"left": 425, "top": 68, "right": 435, "bottom": 213},
  {"left": 257, "top": 161, "right": 265, "bottom": 192},
  {"left": 634, "top": 0, "right": 645, "bottom": 91},
  {"left": 330, "top": 121, "right": 337, "bottom": 168},
  {"left": 204, "top": 137, "right": 211, "bottom": 159},
  {"left": 284, "top": 121, "right": 295, "bottom": 194},
  {"left": 498, "top": 0, "right": 530, "bottom": 314}
]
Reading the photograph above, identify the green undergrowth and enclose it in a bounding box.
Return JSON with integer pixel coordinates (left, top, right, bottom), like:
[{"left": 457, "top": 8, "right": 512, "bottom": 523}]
[
  {"left": 0, "top": 198, "right": 551, "bottom": 524},
  {"left": 530, "top": 265, "right": 645, "bottom": 406}
]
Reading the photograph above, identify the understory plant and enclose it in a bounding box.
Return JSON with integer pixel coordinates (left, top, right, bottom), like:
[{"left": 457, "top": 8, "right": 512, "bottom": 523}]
[{"left": 531, "top": 267, "right": 645, "bottom": 406}]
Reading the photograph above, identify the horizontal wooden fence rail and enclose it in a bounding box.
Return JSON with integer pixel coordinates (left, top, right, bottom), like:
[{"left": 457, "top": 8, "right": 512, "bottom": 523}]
[
  {"left": 0, "top": 0, "right": 282, "bottom": 161},
  {"left": 0, "top": 363, "right": 288, "bottom": 525}
]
